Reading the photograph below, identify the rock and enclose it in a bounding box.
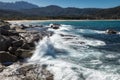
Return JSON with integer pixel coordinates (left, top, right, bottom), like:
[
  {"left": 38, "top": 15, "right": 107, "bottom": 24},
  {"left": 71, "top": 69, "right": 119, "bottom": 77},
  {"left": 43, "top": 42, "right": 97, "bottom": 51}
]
[
  {"left": 0, "top": 35, "right": 12, "bottom": 51},
  {"left": 8, "top": 47, "right": 18, "bottom": 54},
  {"left": 20, "top": 33, "right": 42, "bottom": 47},
  {"left": 60, "top": 34, "right": 76, "bottom": 37},
  {"left": 0, "top": 62, "right": 54, "bottom": 80},
  {"left": 20, "top": 24, "right": 28, "bottom": 29},
  {"left": 50, "top": 24, "right": 60, "bottom": 29},
  {"left": 10, "top": 24, "right": 28, "bottom": 30},
  {"left": 21, "top": 43, "right": 31, "bottom": 50},
  {"left": 10, "top": 35, "right": 21, "bottom": 41},
  {"left": 0, "top": 25, "right": 10, "bottom": 30},
  {"left": 0, "top": 28, "right": 19, "bottom": 36},
  {"left": 7, "top": 40, "right": 23, "bottom": 54},
  {"left": 12, "top": 40, "right": 23, "bottom": 47},
  {"left": 0, "top": 20, "right": 10, "bottom": 30},
  {"left": 106, "top": 29, "right": 118, "bottom": 34},
  {"left": 16, "top": 49, "right": 33, "bottom": 59},
  {"left": 0, "top": 51, "right": 17, "bottom": 63},
  {"left": 0, "top": 64, "right": 5, "bottom": 72}
]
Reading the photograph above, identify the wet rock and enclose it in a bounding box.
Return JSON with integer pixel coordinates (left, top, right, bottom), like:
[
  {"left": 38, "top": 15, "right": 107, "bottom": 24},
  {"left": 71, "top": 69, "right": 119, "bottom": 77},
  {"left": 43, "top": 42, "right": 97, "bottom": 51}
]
[
  {"left": 20, "top": 24, "right": 28, "bottom": 29},
  {"left": 0, "top": 64, "right": 5, "bottom": 72},
  {"left": 60, "top": 34, "right": 76, "bottom": 37},
  {"left": 0, "top": 35, "right": 12, "bottom": 51},
  {"left": 16, "top": 49, "right": 33, "bottom": 59},
  {"left": 12, "top": 40, "right": 23, "bottom": 47},
  {"left": 106, "top": 29, "right": 118, "bottom": 34},
  {"left": 20, "top": 32, "right": 42, "bottom": 47},
  {"left": 0, "top": 51, "right": 17, "bottom": 63},
  {"left": 0, "top": 63, "right": 54, "bottom": 80},
  {"left": 0, "top": 25, "right": 10, "bottom": 30},
  {"left": 0, "top": 20, "right": 10, "bottom": 30},
  {"left": 21, "top": 43, "right": 31, "bottom": 50},
  {"left": 0, "top": 28, "right": 19, "bottom": 36},
  {"left": 8, "top": 47, "right": 18, "bottom": 54},
  {"left": 10, "top": 24, "right": 28, "bottom": 30},
  {"left": 50, "top": 24, "right": 60, "bottom": 29}
]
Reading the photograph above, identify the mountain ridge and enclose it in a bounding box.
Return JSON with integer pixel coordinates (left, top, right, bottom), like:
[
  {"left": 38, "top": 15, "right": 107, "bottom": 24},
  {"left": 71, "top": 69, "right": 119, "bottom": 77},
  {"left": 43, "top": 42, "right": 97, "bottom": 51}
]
[
  {"left": 0, "top": 1, "right": 39, "bottom": 10},
  {"left": 0, "top": 1, "right": 120, "bottom": 20}
]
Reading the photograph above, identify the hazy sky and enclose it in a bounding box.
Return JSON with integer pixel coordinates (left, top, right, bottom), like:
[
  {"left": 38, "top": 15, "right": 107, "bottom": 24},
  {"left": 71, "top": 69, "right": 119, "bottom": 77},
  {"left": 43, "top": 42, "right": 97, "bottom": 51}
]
[{"left": 1, "top": 0, "right": 120, "bottom": 8}]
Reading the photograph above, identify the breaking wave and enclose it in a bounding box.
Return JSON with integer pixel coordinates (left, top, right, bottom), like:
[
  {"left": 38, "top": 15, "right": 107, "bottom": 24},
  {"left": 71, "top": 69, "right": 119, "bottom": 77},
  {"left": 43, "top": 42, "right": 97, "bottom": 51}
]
[{"left": 29, "top": 24, "right": 120, "bottom": 80}]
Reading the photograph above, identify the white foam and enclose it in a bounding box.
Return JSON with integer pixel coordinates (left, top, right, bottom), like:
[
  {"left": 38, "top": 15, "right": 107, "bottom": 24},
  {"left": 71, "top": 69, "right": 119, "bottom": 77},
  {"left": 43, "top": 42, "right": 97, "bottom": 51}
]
[
  {"left": 78, "top": 29, "right": 105, "bottom": 34},
  {"left": 29, "top": 24, "right": 119, "bottom": 80}
]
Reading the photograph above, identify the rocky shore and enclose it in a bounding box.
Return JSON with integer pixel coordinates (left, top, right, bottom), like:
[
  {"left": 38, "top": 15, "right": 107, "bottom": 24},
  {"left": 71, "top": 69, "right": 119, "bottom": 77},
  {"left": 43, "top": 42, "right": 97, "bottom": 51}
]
[{"left": 0, "top": 20, "right": 54, "bottom": 80}]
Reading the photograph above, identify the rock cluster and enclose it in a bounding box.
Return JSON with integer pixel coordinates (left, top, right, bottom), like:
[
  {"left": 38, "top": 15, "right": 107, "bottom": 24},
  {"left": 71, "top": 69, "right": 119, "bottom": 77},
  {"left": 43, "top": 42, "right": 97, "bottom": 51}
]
[
  {"left": 0, "top": 63, "right": 53, "bottom": 80},
  {"left": 0, "top": 20, "right": 49, "bottom": 64}
]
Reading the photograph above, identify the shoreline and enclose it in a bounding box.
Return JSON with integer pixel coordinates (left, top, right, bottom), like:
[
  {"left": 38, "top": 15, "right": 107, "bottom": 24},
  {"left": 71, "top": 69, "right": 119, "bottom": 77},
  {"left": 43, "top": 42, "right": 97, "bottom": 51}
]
[{"left": 7, "top": 19, "right": 120, "bottom": 23}]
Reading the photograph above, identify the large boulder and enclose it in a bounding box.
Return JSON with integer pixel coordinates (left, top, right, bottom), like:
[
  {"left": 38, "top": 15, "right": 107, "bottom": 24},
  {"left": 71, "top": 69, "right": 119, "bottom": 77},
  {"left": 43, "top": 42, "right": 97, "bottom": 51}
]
[
  {"left": 20, "top": 32, "right": 42, "bottom": 47},
  {"left": 0, "top": 20, "right": 11, "bottom": 30},
  {"left": 0, "top": 35, "right": 12, "bottom": 51},
  {"left": 0, "top": 51, "right": 17, "bottom": 63},
  {"left": 0, "top": 28, "right": 19, "bottom": 36}
]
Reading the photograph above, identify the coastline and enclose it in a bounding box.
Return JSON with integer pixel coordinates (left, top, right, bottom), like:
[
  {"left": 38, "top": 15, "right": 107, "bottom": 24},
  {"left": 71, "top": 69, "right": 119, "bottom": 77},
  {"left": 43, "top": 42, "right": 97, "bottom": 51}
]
[{"left": 7, "top": 19, "right": 120, "bottom": 23}]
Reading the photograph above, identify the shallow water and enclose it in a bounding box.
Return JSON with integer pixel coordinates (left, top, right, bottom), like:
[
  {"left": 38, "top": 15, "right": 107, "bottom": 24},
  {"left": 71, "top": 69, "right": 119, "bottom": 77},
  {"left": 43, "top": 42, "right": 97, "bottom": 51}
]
[{"left": 27, "top": 21, "right": 120, "bottom": 80}]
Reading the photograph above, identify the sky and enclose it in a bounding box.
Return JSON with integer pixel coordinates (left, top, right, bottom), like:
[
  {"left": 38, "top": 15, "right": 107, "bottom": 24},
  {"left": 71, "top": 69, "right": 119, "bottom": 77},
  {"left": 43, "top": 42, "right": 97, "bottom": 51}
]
[{"left": 0, "top": 0, "right": 120, "bottom": 8}]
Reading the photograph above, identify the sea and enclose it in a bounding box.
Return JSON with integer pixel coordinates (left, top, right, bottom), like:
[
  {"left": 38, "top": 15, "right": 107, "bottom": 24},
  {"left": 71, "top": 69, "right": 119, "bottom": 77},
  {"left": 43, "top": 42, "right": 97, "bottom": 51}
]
[{"left": 20, "top": 20, "right": 120, "bottom": 80}]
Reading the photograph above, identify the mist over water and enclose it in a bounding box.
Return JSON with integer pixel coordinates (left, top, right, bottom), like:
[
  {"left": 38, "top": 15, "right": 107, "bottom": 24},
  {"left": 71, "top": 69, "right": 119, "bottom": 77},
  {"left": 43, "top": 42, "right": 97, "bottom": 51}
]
[{"left": 29, "top": 21, "right": 120, "bottom": 80}]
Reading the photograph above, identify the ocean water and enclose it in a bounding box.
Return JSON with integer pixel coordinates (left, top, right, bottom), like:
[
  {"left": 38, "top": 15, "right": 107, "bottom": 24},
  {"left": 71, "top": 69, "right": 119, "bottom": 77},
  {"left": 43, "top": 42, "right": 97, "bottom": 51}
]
[{"left": 25, "top": 20, "right": 120, "bottom": 80}]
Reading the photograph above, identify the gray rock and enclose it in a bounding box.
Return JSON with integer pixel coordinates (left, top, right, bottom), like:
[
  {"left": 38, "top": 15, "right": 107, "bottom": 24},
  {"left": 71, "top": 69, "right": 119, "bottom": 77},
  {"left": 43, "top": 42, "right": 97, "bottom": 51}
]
[
  {"left": 50, "top": 24, "right": 60, "bottom": 29},
  {"left": 0, "top": 35, "right": 12, "bottom": 51},
  {"left": 21, "top": 43, "right": 31, "bottom": 50},
  {"left": 106, "top": 29, "right": 118, "bottom": 34},
  {"left": 0, "top": 28, "right": 19, "bottom": 36},
  {"left": 0, "top": 20, "right": 10, "bottom": 30},
  {"left": 12, "top": 40, "right": 23, "bottom": 47},
  {"left": 0, "top": 64, "right": 5, "bottom": 72},
  {"left": 8, "top": 47, "right": 18, "bottom": 54},
  {"left": 0, "top": 51, "right": 17, "bottom": 63},
  {"left": 20, "top": 32, "right": 42, "bottom": 47},
  {"left": 0, "top": 63, "right": 53, "bottom": 80}
]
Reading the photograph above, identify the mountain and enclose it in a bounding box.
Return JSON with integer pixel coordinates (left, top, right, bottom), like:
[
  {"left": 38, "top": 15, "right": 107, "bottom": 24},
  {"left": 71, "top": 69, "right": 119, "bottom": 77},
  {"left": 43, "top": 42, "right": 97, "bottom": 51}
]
[
  {"left": 20, "top": 5, "right": 101, "bottom": 17},
  {"left": 0, "top": 9, "right": 25, "bottom": 20},
  {"left": 0, "top": 1, "right": 39, "bottom": 10},
  {"left": 0, "top": 1, "right": 120, "bottom": 19},
  {"left": 19, "top": 5, "right": 120, "bottom": 19}
]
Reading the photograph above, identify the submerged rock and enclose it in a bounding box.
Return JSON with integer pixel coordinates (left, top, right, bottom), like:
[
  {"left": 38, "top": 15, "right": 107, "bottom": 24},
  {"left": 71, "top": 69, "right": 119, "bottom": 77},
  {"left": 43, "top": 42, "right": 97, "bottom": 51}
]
[{"left": 106, "top": 29, "right": 118, "bottom": 34}]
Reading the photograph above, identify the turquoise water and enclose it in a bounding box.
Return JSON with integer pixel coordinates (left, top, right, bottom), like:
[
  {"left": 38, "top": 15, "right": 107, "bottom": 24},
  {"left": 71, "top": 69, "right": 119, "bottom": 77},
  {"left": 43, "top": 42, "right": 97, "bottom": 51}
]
[
  {"left": 29, "top": 20, "right": 120, "bottom": 31},
  {"left": 24, "top": 20, "right": 120, "bottom": 80}
]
